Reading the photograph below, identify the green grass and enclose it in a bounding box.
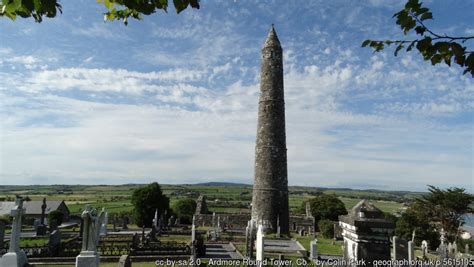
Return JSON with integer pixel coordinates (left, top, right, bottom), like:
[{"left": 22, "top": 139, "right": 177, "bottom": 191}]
[{"left": 295, "top": 236, "right": 343, "bottom": 255}]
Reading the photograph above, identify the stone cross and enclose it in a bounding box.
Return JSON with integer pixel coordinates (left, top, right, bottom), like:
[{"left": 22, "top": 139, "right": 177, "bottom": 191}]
[
  {"left": 8, "top": 198, "right": 25, "bottom": 253},
  {"left": 76, "top": 206, "right": 106, "bottom": 267},
  {"left": 40, "top": 198, "right": 47, "bottom": 225},
  {"left": 256, "top": 224, "right": 265, "bottom": 266},
  {"left": 440, "top": 228, "right": 446, "bottom": 245},
  {"left": 310, "top": 239, "right": 318, "bottom": 260},
  {"left": 0, "top": 197, "right": 28, "bottom": 267},
  {"left": 0, "top": 221, "right": 5, "bottom": 249}
]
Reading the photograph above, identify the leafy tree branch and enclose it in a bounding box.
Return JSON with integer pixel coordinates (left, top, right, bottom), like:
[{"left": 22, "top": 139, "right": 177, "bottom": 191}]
[
  {"left": 362, "top": 0, "right": 473, "bottom": 77},
  {"left": 0, "top": 0, "right": 200, "bottom": 25}
]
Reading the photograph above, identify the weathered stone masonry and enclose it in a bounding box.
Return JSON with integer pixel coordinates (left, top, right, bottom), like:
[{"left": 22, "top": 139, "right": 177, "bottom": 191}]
[{"left": 251, "top": 26, "right": 290, "bottom": 234}]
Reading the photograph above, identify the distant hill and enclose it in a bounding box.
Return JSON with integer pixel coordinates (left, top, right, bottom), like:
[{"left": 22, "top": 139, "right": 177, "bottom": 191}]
[{"left": 193, "top": 182, "right": 251, "bottom": 187}]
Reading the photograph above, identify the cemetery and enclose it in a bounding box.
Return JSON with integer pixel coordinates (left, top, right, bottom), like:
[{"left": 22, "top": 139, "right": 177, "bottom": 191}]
[{"left": 0, "top": 2, "right": 473, "bottom": 266}]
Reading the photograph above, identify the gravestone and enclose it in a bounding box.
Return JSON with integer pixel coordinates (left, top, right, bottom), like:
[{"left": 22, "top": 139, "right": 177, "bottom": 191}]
[
  {"left": 447, "top": 242, "right": 453, "bottom": 255},
  {"left": 393, "top": 236, "right": 409, "bottom": 267},
  {"left": 465, "top": 244, "right": 469, "bottom": 254},
  {"left": 245, "top": 220, "right": 255, "bottom": 258},
  {"left": 37, "top": 198, "right": 48, "bottom": 236},
  {"left": 437, "top": 228, "right": 448, "bottom": 260},
  {"left": 122, "top": 216, "right": 128, "bottom": 230},
  {"left": 168, "top": 216, "right": 175, "bottom": 227},
  {"left": 0, "top": 197, "right": 28, "bottom": 267},
  {"left": 75, "top": 206, "right": 106, "bottom": 267},
  {"left": 191, "top": 223, "right": 196, "bottom": 243},
  {"left": 256, "top": 224, "right": 265, "bottom": 266},
  {"left": 0, "top": 221, "right": 5, "bottom": 249},
  {"left": 275, "top": 216, "right": 281, "bottom": 238},
  {"left": 211, "top": 213, "right": 216, "bottom": 228},
  {"left": 118, "top": 254, "right": 131, "bottom": 267},
  {"left": 298, "top": 228, "right": 305, "bottom": 236},
  {"left": 132, "top": 233, "right": 139, "bottom": 249},
  {"left": 153, "top": 209, "right": 158, "bottom": 230},
  {"left": 310, "top": 239, "right": 318, "bottom": 260},
  {"left": 421, "top": 240, "right": 428, "bottom": 258},
  {"left": 408, "top": 241, "right": 415, "bottom": 263},
  {"left": 49, "top": 229, "right": 61, "bottom": 256},
  {"left": 113, "top": 215, "right": 117, "bottom": 232},
  {"left": 100, "top": 211, "right": 108, "bottom": 236}
]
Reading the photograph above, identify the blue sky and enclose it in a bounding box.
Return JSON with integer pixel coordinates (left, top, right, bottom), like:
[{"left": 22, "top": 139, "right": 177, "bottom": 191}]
[{"left": 0, "top": 0, "right": 472, "bottom": 192}]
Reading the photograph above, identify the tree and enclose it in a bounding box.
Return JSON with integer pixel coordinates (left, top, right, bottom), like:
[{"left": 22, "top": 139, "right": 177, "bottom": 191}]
[
  {"left": 417, "top": 185, "right": 473, "bottom": 241},
  {"left": 395, "top": 202, "right": 440, "bottom": 250},
  {"left": 396, "top": 185, "right": 473, "bottom": 247},
  {"left": 304, "top": 194, "right": 347, "bottom": 225},
  {"left": 318, "top": 219, "right": 335, "bottom": 239},
  {"left": 171, "top": 198, "right": 196, "bottom": 224},
  {"left": 0, "top": 0, "right": 200, "bottom": 25},
  {"left": 131, "top": 182, "right": 170, "bottom": 228},
  {"left": 363, "top": 0, "right": 474, "bottom": 77},
  {"left": 48, "top": 210, "right": 64, "bottom": 228}
]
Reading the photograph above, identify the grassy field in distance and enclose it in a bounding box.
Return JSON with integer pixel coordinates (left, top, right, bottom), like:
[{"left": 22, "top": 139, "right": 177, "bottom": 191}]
[{"left": 0, "top": 183, "right": 415, "bottom": 216}]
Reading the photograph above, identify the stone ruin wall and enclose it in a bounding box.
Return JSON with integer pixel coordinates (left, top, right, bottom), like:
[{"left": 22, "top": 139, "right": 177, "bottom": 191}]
[{"left": 194, "top": 214, "right": 313, "bottom": 232}]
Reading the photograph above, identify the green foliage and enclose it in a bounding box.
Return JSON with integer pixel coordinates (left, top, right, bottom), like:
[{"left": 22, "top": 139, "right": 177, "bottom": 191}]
[
  {"left": 362, "top": 0, "right": 474, "bottom": 77},
  {"left": 131, "top": 182, "right": 170, "bottom": 227},
  {"left": 417, "top": 185, "right": 473, "bottom": 241},
  {"left": 305, "top": 194, "right": 347, "bottom": 223},
  {"left": 396, "top": 185, "right": 473, "bottom": 248},
  {"left": 318, "top": 219, "right": 335, "bottom": 239},
  {"left": 48, "top": 210, "right": 64, "bottom": 227},
  {"left": 395, "top": 202, "right": 439, "bottom": 250},
  {"left": 171, "top": 198, "right": 196, "bottom": 224},
  {"left": 0, "top": 0, "right": 62, "bottom": 22},
  {"left": 0, "top": 0, "right": 199, "bottom": 25},
  {"left": 0, "top": 214, "right": 11, "bottom": 224}
]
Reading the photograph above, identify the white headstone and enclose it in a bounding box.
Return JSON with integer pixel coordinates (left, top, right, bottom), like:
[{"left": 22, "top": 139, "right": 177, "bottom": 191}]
[
  {"left": 421, "top": 240, "right": 428, "bottom": 258},
  {"left": 256, "top": 224, "right": 265, "bottom": 266},
  {"left": 408, "top": 241, "right": 415, "bottom": 263},
  {"left": 0, "top": 197, "right": 28, "bottom": 267},
  {"left": 100, "top": 211, "right": 108, "bottom": 236},
  {"left": 153, "top": 209, "right": 158, "bottom": 229},
  {"left": 310, "top": 239, "right": 318, "bottom": 260}
]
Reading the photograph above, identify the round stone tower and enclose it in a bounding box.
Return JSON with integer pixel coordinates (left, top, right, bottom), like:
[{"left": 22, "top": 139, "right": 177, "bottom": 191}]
[{"left": 251, "top": 26, "right": 289, "bottom": 234}]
